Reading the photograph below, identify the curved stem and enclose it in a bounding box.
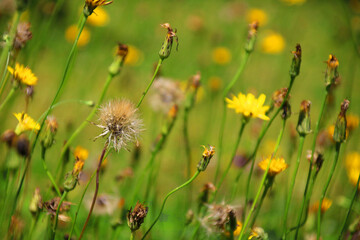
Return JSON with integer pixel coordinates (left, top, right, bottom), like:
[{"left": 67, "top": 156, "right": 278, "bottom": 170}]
[
  {"left": 41, "top": 147, "right": 61, "bottom": 196},
  {"left": 213, "top": 118, "right": 247, "bottom": 200},
  {"left": 338, "top": 174, "right": 360, "bottom": 238},
  {"left": 141, "top": 170, "right": 200, "bottom": 240},
  {"left": 52, "top": 190, "right": 68, "bottom": 238},
  {"left": 215, "top": 51, "right": 250, "bottom": 184},
  {"left": 78, "top": 143, "right": 108, "bottom": 240},
  {"left": 0, "top": 87, "right": 16, "bottom": 112},
  {"left": 242, "top": 77, "right": 295, "bottom": 221},
  {"left": 68, "top": 169, "right": 97, "bottom": 240},
  {"left": 316, "top": 143, "right": 341, "bottom": 239},
  {"left": 294, "top": 90, "right": 328, "bottom": 239},
  {"left": 282, "top": 136, "right": 305, "bottom": 239},
  {"left": 136, "top": 58, "right": 162, "bottom": 108}
]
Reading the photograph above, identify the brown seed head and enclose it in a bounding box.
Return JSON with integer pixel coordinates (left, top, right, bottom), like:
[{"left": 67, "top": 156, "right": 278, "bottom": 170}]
[
  {"left": 127, "top": 202, "right": 148, "bottom": 232},
  {"left": 14, "top": 22, "right": 32, "bottom": 50},
  {"left": 272, "top": 88, "right": 289, "bottom": 108}
]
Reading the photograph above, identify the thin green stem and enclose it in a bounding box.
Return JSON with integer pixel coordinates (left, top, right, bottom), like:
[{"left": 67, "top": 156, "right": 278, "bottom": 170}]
[
  {"left": 141, "top": 170, "right": 201, "bottom": 240},
  {"left": 213, "top": 118, "right": 247, "bottom": 200},
  {"left": 317, "top": 142, "right": 341, "bottom": 239},
  {"left": 68, "top": 170, "right": 97, "bottom": 240},
  {"left": 282, "top": 136, "right": 305, "bottom": 239},
  {"left": 130, "top": 231, "right": 135, "bottom": 240},
  {"left": 294, "top": 90, "right": 328, "bottom": 239},
  {"left": 41, "top": 147, "right": 61, "bottom": 197},
  {"left": 0, "top": 87, "right": 16, "bottom": 112},
  {"left": 339, "top": 174, "right": 360, "bottom": 238},
  {"left": 0, "top": 51, "right": 11, "bottom": 98},
  {"left": 136, "top": 58, "right": 162, "bottom": 108},
  {"left": 52, "top": 190, "right": 68, "bottom": 238},
  {"left": 242, "top": 76, "right": 295, "bottom": 221},
  {"left": 184, "top": 107, "right": 192, "bottom": 183},
  {"left": 215, "top": 51, "right": 250, "bottom": 184},
  {"left": 250, "top": 183, "right": 270, "bottom": 228}
]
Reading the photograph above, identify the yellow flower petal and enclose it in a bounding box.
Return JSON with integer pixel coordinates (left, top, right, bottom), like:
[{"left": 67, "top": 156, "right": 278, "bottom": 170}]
[{"left": 14, "top": 112, "right": 40, "bottom": 134}]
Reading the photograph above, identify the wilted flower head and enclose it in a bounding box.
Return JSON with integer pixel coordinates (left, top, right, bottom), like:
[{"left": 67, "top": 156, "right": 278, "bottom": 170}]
[
  {"left": 159, "top": 23, "right": 178, "bottom": 60},
  {"left": 95, "top": 99, "right": 143, "bottom": 151},
  {"left": 8, "top": 63, "right": 38, "bottom": 86},
  {"left": 13, "top": 112, "right": 40, "bottom": 135},
  {"left": 201, "top": 203, "right": 238, "bottom": 235},
  {"left": 127, "top": 202, "right": 148, "bottom": 232},
  {"left": 84, "top": 0, "right": 112, "bottom": 16},
  {"left": 14, "top": 22, "right": 32, "bottom": 50},
  {"left": 272, "top": 88, "right": 289, "bottom": 108},
  {"left": 306, "top": 150, "right": 324, "bottom": 173},
  {"left": 258, "top": 156, "right": 288, "bottom": 176},
  {"left": 226, "top": 93, "right": 270, "bottom": 121},
  {"left": 43, "top": 197, "right": 73, "bottom": 221},
  {"left": 149, "top": 77, "right": 184, "bottom": 114}
]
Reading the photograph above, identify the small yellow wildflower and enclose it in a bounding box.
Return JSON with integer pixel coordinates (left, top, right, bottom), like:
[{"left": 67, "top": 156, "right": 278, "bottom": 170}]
[
  {"left": 73, "top": 159, "right": 85, "bottom": 175},
  {"left": 226, "top": 93, "right": 270, "bottom": 121},
  {"left": 261, "top": 32, "right": 285, "bottom": 54},
  {"left": 8, "top": 63, "right": 38, "bottom": 86},
  {"left": 347, "top": 114, "right": 359, "bottom": 132},
  {"left": 326, "top": 54, "right": 339, "bottom": 69},
  {"left": 258, "top": 156, "right": 288, "bottom": 176},
  {"left": 246, "top": 8, "right": 268, "bottom": 26},
  {"left": 311, "top": 198, "right": 332, "bottom": 214},
  {"left": 13, "top": 112, "right": 40, "bottom": 135},
  {"left": 208, "top": 76, "right": 222, "bottom": 92},
  {"left": 87, "top": 7, "right": 109, "bottom": 26},
  {"left": 65, "top": 25, "right": 91, "bottom": 47},
  {"left": 345, "top": 152, "right": 360, "bottom": 187},
  {"left": 281, "top": 0, "right": 306, "bottom": 5},
  {"left": 225, "top": 220, "right": 242, "bottom": 237},
  {"left": 74, "top": 146, "right": 89, "bottom": 161},
  {"left": 212, "top": 47, "right": 232, "bottom": 65},
  {"left": 124, "top": 45, "right": 144, "bottom": 66}
]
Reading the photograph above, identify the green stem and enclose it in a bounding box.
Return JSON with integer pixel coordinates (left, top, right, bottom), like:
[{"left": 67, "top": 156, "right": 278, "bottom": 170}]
[
  {"left": 41, "top": 147, "right": 61, "bottom": 197},
  {"left": 0, "top": 51, "right": 11, "bottom": 98},
  {"left": 242, "top": 76, "right": 295, "bottom": 221},
  {"left": 141, "top": 170, "right": 200, "bottom": 240},
  {"left": 214, "top": 51, "right": 250, "bottom": 184},
  {"left": 68, "top": 169, "right": 97, "bottom": 240},
  {"left": 130, "top": 231, "right": 135, "bottom": 240},
  {"left": 0, "top": 87, "right": 16, "bottom": 112},
  {"left": 184, "top": 106, "right": 192, "bottom": 183},
  {"left": 52, "top": 190, "right": 68, "bottom": 238},
  {"left": 28, "top": 216, "right": 38, "bottom": 240},
  {"left": 282, "top": 135, "right": 305, "bottom": 239},
  {"left": 213, "top": 118, "right": 247, "bottom": 200},
  {"left": 250, "top": 182, "right": 271, "bottom": 228},
  {"left": 294, "top": 90, "right": 328, "bottom": 239},
  {"left": 316, "top": 142, "right": 341, "bottom": 239},
  {"left": 136, "top": 58, "right": 162, "bottom": 108},
  {"left": 78, "top": 143, "right": 108, "bottom": 240},
  {"left": 338, "top": 173, "right": 360, "bottom": 238}
]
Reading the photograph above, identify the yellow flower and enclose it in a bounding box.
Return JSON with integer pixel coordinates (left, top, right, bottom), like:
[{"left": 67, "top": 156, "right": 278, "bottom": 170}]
[
  {"left": 124, "top": 45, "right": 144, "bottom": 66},
  {"left": 261, "top": 32, "right": 285, "bottom": 54},
  {"left": 87, "top": 7, "right": 109, "bottom": 26},
  {"left": 8, "top": 63, "right": 38, "bottom": 86},
  {"left": 258, "top": 156, "right": 288, "bottom": 176},
  {"left": 226, "top": 93, "right": 270, "bottom": 120},
  {"left": 13, "top": 112, "right": 40, "bottom": 134},
  {"left": 281, "top": 0, "right": 306, "bottom": 5},
  {"left": 246, "top": 8, "right": 268, "bottom": 26},
  {"left": 347, "top": 114, "right": 359, "bottom": 132},
  {"left": 212, "top": 47, "right": 232, "bottom": 65},
  {"left": 346, "top": 152, "right": 360, "bottom": 187},
  {"left": 208, "top": 76, "right": 222, "bottom": 92},
  {"left": 73, "top": 159, "right": 85, "bottom": 175},
  {"left": 225, "top": 220, "right": 242, "bottom": 237},
  {"left": 311, "top": 198, "right": 332, "bottom": 213},
  {"left": 74, "top": 146, "right": 89, "bottom": 161},
  {"left": 65, "top": 25, "right": 91, "bottom": 47}
]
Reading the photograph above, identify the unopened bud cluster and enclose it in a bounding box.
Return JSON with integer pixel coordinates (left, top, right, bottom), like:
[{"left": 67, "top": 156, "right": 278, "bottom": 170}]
[{"left": 296, "top": 100, "right": 312, "bottom": 136}]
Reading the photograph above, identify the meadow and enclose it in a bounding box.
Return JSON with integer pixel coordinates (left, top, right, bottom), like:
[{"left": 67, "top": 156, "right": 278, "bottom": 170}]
[{"left": 0, "top": 0, "right": 360, "bottom": 239}]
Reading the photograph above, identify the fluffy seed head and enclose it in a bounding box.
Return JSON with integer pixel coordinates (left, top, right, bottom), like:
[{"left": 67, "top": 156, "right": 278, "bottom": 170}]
[{"left": 96, "top": 99, "right": 142, "bottom": 151}]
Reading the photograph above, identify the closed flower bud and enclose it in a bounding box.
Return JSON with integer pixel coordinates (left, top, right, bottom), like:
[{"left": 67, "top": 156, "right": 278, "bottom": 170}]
[
  {"left": 333, "top": 99, "right": 349, "bottom": 143},
  {"left": 108, "top": 43, "right": 128, "bottom": 76},
  {"left": 158, "top": 23, "right": 178, "bottom": 60},
  {"left": 245, "top": 21, "right": 259, "bottom": 53},
  {"left": 41, "top": 116, "right": 58, "bottom": 150},
  {"left": 289, "top": 44, "right": 301, "bottom": 78},
  {"left": 64, "top": 158, "right": 85, "bottom": 191},
  {"left": 127, "top": 202, "right": 148, "bottom": 232},
  {"left": 1, "top": 129, "right": 16, "bottom": 147},
  {"left": 324, "top": 54, "right": 340, "bottom": 89},
  {"left": 296, "top": 100, "right": 312, "bottom": 136},
  {"left": 307, "top": 150, "right": 324, "bottom": 173},
  {"left": 197, "top": 145, "right": 215, "bottom": 171},
  {"left": 15, "top": 134, "right": 30, "bottom": 157},
  {"left": 29, "top": 188, "right": 42, "bottom": 216},
  {"left": 84, "top": 0, "right": 112, "bottom": 17}
]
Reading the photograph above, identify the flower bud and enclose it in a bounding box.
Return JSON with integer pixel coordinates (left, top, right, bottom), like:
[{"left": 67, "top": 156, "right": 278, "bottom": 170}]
[
  {"left": 64, "top": 159, "right": 84, "bottom": 192},
  {"left": 29, "top": 188, "right": 42, "bottom": 217},
  {"left": 108, "top": 43, "right": 128, "bottom": 76},
  {"left": 296, "top": 100, "right": 312, "bottom": 136},
  {"left": 289, "top": 44, "right": 301, "bottom": 78},
  {"left": 333, "top": 99, "right": 349, "bottom": 143},
  {"left": 197, "top": 145, "right": 215, "bottom": 171},
  {"left": 324, "top": 54, "right": 340, "bottom": 89},
  {"left": 245, "top": 21, "right": 259, "bottom": 53},
  {"left": 83, "top": 0, "right": 112, "bottom": 17},
  {"left": 15, "top": 134, "right": 30, "bottom": 157},
  {"left": 1, "top": 129, "right": 16, "bottom": 147},
  {"left": 158, "top": 23, "right": 178, "bottom": 60},
  {"left": 41, "top": 116, "right": 58, "bottom": 150},
  {"left": 127, "top": 202, "right": 148, "bottom": 232}
]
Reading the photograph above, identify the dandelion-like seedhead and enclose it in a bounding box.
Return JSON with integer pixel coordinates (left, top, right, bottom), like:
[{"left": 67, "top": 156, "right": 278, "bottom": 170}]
[{"left": 95, "top": 99, "right": 143, "bottom": 151}]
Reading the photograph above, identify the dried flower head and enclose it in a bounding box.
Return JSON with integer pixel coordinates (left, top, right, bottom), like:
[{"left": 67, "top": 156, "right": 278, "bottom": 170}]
[
  {"left": 127, "top": 202, "right": 148, "bottom": 232},
  {"left": 226, "top": 93, "right": 270, "bottom": 121},
  {"left": 43, "top": 197, "right": 73, "bottom": 217},
  {"left": 159, "top": 23, "right": 178, "bottom": 60},
  {"left": 14, "top": 22, "right": 32, "bottom": 50},
  {"left": 8, "top": 63, "right": 38, "bottom": 86},
  {"left": 272, "top": 88, "right": 289, "bottom": 108},
  {"left": 84, "top": 0, "right": 112, "bottom": 16},
  {"left": 95, "top": 99, "right": 143, "bottom": 151},
  {"left": 201, "top": 203, "right": 238, "bottom": 234},
  {"left": 258, "top": 156, "right": 288, "bottom": 176},
  {"left": 149, "top": 77, "right": 184, "bottom": 114}
]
